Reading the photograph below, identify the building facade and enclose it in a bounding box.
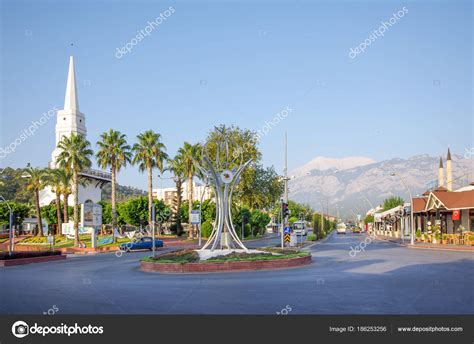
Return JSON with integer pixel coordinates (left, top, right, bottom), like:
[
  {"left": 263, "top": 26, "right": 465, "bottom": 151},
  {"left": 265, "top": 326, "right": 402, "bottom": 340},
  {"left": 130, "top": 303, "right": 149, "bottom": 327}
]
[{"left": 153, "top": 181, "right": 213, "bottom": 206}]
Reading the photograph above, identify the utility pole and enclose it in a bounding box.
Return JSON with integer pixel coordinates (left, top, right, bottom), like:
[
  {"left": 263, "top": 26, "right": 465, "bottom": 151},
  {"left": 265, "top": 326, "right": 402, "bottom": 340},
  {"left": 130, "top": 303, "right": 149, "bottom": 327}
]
[
  {"left": 151, "top": 203, "right": 156, "bottom": 258},
  {"left": 284, "top": 132, "right": 289, "bottom": 203},
  {"left": 281, "top": 132, "right": 290, "bottom": 248}
]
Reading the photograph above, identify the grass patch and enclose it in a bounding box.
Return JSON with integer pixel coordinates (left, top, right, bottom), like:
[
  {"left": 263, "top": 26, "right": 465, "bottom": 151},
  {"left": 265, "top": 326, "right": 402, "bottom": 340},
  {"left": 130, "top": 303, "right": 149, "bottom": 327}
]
[
  {"left": 141, "top": 249, "right": 200, "bottom": 264},
  {"left": 206, "top": 249, "right": 309, "bottom": 263}
]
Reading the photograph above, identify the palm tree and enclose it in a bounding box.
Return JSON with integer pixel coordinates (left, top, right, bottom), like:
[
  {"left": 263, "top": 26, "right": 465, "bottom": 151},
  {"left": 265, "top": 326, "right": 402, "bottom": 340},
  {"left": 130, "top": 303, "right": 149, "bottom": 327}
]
[
  {"left": 56, "top": 133, "right": 93, "bottom": 246},
  {"left": 44, "top": 168, "right": 64, "bottom": 235},
  {"left": 96, "top": 129, "right": 132, "bottom": 242},
  {"left": 132, "top": 130, "right": 168, "bottom": 226},
  {"left": 57, "top": 168, "right": 72, "bottom": 224},
  {"left": 23, "top": 166, "right": 46, "bottom": 237},
  {"left": 166, "top": 155, "right": 186, "bottom": 236},
  {"left": 178, "top": 142, "right": 201, "bottom": 239}
]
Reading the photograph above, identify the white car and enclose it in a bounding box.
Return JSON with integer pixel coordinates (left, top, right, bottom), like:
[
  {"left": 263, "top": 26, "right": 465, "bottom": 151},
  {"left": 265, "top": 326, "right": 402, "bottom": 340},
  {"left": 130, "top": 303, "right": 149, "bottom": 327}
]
[
  {"left": 336, "top": 223, "right": 346, "bottom": 234},
  {"left": 293, "top": 221, "right": 307, "bottom": 236}
]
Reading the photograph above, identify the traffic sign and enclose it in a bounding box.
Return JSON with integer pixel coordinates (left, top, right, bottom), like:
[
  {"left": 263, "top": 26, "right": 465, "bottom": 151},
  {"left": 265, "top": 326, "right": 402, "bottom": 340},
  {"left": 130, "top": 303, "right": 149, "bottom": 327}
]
[
  {"left": 284, "top": 234, "right": 291, "bottom": 243},
  {"left": 190, "top": 210, "right": 200, "bottom": 225},
  {"left": 284, "top": 227, "right": 291, "bottom": 234}
]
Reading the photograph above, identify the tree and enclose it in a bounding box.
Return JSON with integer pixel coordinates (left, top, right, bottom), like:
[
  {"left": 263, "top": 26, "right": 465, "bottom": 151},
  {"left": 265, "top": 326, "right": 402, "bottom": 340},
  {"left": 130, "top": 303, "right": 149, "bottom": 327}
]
[
  {"left": 238, "top": 164, "right": 283, "bottom": 210},
  {"left": 118, "top": 196, "right": 149, "bottom": 227},
  {"left": 44, "top": 168, "right": 65, "bottom": 234},
  {"left": 0, "top": 167, "right": 32, "bottom": 203},
  {"left": 177, "top": 142, "right": 201, "bottom": 239},
  {"left": 117, "top": 197, "right": 168, "bottom": 227},
  {"left": 23, "top": 166, "right": 46, "bottom": 236},
  {"left": 55, "top": 168, "right": 72, "bottom": 224},
  {"left": 249, "top": 209, "right": 271, "bottom": 236},
  {"left": 132, "top": 130, "right": 168, "bottom": 227},
  {"left": 0, "top": 201, "right": 30, "bottom": 226},
  {"left": 40, "top": 202, "right": 72, "bottom": 228},
  {"left": 56, "top": 133, "right": 93, "bottom": 246},
  {"left": 205, "top": 125, "right": 260, "bottom": 208},
  {"left": 96, "top": 129, "right": 132, "bottom": 242},
  {"left": 166, "top": 155, "right": 186, "bottom": 236},
  {"left": 364, "top": 214, "right": 374, "bottom": 224},
  {"left": 383, "top": 196, "right": 405, "bottom": 211}
]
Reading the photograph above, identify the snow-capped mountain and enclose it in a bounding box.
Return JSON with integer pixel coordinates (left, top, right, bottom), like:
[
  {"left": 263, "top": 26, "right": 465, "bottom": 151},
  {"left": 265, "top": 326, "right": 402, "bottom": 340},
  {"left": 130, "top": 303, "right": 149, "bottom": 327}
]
[
  {"left": 291, "top": 156, "right": 376, "bottom": 177},
  {"left": 289, "top": 154, "right": 474, "bottom": 219}
]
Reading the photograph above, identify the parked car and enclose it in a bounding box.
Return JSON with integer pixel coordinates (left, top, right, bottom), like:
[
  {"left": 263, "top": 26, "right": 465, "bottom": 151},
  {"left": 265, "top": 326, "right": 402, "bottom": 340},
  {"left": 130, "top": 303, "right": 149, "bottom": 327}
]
[{"left": 119, "top": 237, "right": 164, "bottom": 252}]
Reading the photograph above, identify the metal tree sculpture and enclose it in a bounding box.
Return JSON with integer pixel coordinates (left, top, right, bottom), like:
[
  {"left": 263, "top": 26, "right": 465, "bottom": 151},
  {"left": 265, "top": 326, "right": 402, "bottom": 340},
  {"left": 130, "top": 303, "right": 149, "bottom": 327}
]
[{"left": 195, "top": 130, "right": 252, "bottom": 251}]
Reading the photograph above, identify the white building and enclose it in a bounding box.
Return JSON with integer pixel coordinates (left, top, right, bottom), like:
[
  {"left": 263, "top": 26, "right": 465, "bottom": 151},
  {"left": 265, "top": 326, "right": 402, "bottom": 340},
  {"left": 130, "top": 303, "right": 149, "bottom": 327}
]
[
  {"left": 153, "top": 181, "right": 213, "bottom": 206},
  {"left": 39, "top": 56, "right": 111, "bottom": 206}
]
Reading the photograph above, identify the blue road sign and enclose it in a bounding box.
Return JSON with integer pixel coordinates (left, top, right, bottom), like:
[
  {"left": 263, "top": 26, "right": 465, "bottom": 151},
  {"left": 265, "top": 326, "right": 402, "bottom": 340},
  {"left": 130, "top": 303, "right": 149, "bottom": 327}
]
[{"left": 284, "top": 227, "right": 291, "bottom": 234}]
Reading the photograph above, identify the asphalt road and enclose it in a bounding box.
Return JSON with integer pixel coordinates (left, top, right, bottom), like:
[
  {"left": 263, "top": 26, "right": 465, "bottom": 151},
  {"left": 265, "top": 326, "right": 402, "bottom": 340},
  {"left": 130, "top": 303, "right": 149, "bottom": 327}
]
[{"left": 1, "top": 232, "right": 472, "bottom": 314}]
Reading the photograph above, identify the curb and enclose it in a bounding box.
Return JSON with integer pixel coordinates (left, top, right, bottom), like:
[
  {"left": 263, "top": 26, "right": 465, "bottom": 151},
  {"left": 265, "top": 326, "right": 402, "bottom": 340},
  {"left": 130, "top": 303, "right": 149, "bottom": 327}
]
[
  {"left": 375, "top": 235, "right": 474, "bottom": 252},
  {"left": 407, "top": 244, "right": 474, "bottom": 253},
  {"left": 0, "top": 254, "right": 66, "bottom": 267}
]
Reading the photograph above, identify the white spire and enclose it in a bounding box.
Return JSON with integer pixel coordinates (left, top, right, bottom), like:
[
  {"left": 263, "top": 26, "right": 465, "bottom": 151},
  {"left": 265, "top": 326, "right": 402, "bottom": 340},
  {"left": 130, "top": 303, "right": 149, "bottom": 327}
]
[{"left": 64, "top": 56, "right": 79, "bottom": 111}]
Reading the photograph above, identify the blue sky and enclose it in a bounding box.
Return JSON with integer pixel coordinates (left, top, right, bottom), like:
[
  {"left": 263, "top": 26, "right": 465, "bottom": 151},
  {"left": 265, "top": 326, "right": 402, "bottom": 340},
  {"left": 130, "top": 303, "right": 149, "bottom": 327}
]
[{"left": 1, "top": 0, "right": 472, "bottom": 190}]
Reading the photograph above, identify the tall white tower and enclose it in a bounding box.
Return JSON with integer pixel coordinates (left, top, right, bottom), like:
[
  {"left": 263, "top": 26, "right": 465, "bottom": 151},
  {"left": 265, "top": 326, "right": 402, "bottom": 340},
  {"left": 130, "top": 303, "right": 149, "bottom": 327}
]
[
  {"left": 50, "top": 56, "right": 87, "bottom": 168},
  {"left": 446, "top": 148, "right": 453, "bottom": 191},
  {"left": 40, "top": 56, "right": 110, "bottom": 208}
]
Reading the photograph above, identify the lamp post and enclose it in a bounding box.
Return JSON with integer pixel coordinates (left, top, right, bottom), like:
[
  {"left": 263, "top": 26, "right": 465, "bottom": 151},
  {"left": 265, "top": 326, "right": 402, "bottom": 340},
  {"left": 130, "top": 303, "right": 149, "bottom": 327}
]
[{"left": 151, "top": 202, "right": 156, "bottom": 258}]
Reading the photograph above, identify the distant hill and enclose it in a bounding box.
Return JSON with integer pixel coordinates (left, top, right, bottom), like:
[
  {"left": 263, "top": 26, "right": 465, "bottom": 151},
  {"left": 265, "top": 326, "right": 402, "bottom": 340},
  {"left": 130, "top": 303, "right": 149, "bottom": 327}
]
[{"left": 289, "top": 154, "right": 474, "bottom": 219}]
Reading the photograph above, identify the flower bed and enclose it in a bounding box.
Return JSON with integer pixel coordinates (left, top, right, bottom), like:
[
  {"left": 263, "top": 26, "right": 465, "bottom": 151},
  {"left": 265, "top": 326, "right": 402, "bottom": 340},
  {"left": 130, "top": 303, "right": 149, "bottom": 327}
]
[{"left": 140, "top": 248, "right": 311, "bottom": 273}]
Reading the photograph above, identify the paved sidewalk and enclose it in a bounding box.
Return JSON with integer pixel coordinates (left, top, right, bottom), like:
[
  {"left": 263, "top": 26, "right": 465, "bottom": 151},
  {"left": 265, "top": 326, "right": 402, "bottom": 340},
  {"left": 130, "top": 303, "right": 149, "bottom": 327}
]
[{"left": 375, "top": 234, "right": 474, "bottom": 252}]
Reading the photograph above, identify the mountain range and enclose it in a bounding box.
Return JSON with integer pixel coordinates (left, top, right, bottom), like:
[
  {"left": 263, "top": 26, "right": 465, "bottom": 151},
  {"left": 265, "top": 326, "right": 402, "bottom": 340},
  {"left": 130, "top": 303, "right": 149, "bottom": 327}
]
[{"left": 289, "top": 154, "right": 474, "bottom": 219}]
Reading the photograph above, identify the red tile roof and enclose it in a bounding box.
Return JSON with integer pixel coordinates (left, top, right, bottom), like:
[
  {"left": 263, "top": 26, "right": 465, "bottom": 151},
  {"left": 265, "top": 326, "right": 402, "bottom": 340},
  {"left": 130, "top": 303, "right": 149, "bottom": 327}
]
[
  {"left": 412, "top": 197, "right": 427, "bottom": 213},
  {"left": 429, "top": 190, "right": 474, "bottom": 210}
]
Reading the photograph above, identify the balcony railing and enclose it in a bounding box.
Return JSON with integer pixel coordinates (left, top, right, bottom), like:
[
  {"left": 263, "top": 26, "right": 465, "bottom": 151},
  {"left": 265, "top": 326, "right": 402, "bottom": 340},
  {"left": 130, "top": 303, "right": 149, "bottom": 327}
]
[{"left": 80, "top": 168, "right": 112, "bottom": 181}]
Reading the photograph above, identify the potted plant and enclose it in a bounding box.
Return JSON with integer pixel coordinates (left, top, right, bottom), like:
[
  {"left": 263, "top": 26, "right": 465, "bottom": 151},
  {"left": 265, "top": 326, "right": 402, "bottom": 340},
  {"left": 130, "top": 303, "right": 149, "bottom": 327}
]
[{"left": 468, "top": 233, "right": 474, "bottom": 246}]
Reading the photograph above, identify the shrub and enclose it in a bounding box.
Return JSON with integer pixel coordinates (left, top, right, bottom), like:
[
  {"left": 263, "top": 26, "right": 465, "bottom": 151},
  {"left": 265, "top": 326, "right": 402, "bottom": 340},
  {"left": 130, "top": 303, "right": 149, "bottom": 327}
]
[
  {"left": 244, "top": 223, "right": 251, "bottom": 237},
  {"left": 307, "top": 233, "right": 316, "bottom": 241},
  {"left": 201, "top": 221, "right": 213, "bottom": 238},
  {"left": 416, "top": 229, "right": 421, "bottom": 238}
]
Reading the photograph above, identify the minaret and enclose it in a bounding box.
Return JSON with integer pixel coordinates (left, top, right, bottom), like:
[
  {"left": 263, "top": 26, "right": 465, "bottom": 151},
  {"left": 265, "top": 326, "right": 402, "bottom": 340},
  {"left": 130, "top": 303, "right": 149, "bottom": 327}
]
[
  {"left": 50, "top": 56, "right": 87, "bottom": 168},
  {"left": 438, "top": 157, "right": 444, "bottom": 187},
  {"left": 446, "top": 148, "right": 453, "bottom": 191}
]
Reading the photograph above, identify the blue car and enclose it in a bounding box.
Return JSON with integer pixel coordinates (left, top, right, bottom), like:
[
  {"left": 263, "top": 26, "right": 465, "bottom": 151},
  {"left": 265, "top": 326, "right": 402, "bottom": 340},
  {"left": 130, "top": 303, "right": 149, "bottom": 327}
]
[{"left": 119, "top": 237, "right": 164, "bottom": 252}]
